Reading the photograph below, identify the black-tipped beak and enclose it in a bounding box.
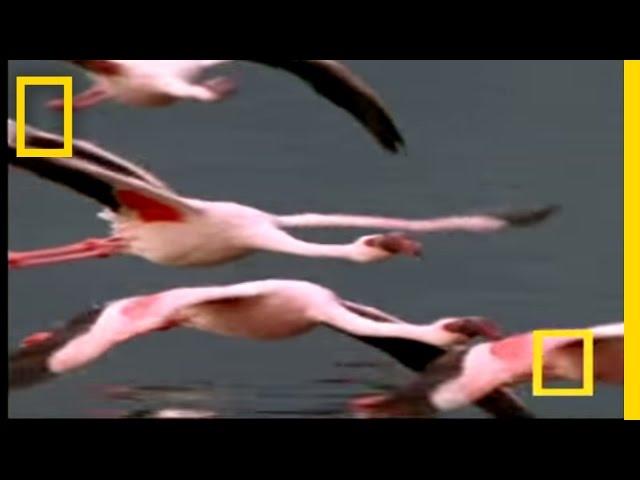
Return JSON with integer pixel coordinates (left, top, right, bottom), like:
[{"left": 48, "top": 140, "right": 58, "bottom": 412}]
[{"left": 497, "top": 205, "right": 562, "bottom": 228}]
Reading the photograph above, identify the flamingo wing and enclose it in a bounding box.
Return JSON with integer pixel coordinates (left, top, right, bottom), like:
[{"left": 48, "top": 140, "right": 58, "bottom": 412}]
[
  {"left": 9, "top": 283, "right": 271, "bottom": 391},
  {"left": 474, "top": 387, "right": 536, "bottom": 418},
  {"left": 9, "top": 305, "right": 107, "bottom": 390},
  {"left": 8, "top": 120, "right": 199, "bottom": 221},
  {"left": 544, "top": 323, "right": 624, "bottom": 384},
  {"left": 63, "top": 60, "right": 406, "bottom": 152},
  {"left": 9, "top": 119, "right": 170, "bottom": 190},
  {"left": 347, "top": 335, "right": 447, "bottom": 373},
  {"left": 242, "top": 60, "right": 406, "bottom": 153}
]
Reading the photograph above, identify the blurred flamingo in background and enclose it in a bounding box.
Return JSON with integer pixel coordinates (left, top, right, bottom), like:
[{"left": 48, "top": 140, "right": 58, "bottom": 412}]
[
  {"left": 50, "top": 60, "right": 406, "bottom": 153},
  {"left": 350, "top": 322, "right": 623, "bottom": 418}
]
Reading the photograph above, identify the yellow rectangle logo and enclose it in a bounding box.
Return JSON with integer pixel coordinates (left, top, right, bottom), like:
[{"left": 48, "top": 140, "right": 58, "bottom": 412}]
[
  {"left": 15, "top": 76, "right": 73, "bottom": 158},
  {"left": 625, "top": 59, "right": 639, "bottom": 420},
  {"left": 532, "top": 329, "right": 594, "bottom": 397}
]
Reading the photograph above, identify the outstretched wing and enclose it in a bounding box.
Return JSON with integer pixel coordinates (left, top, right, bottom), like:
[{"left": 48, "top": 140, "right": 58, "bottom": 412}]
[
  {"left": 8, "top": 120, "right": 199, "bottom": 221},
  {"left": 9, "top": 305, "right": 107, "bottom": 390},
  {"left": 244, "top": 60, "right": 406, "bottom": 154},
  {"left": 545, "top": 323, "right": 623, "bottom": 384},
  {"left": 9, "top": 283, "right": 271, "bottom": 391},
  {"left": 64, "top": 60, "right": 406, "bottom": 152},
  {"left": 474, "top": 388, "right": 536, "bottom": 418},
  {"left": 9, "top": 119, "right": 170, "bottom": 189}
]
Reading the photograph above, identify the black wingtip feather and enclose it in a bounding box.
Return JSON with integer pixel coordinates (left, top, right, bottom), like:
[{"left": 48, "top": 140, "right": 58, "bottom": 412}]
[
  {"left": 326, "top": 326, "right": 446, "bottom": 373},
  {"left": 378, "top": 126, "right": 407, "bottom": 155},
  {"left": 9, "top": 306, "right": 105, "bottom": 392},
  {"left": 475, "top": 389, "right": 537, "bottom": 419},
  {"left": 247, "top": 60, "right": 407, "bottom": 156}
]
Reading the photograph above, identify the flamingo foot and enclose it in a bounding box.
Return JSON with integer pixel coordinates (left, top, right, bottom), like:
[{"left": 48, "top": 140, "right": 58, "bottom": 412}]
[{"left": 9, "top": 237, "right": 125, "bottom": 269}]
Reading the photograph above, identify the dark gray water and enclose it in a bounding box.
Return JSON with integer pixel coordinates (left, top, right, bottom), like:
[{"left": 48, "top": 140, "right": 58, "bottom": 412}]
[{"left": 8, "top": 60, "right": 623, "bottom": 418}]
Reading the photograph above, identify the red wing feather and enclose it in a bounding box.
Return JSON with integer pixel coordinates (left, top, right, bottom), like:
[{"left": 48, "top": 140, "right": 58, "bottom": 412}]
[{"left": 116, "top": 190, "right": 185, "bottom": 222}]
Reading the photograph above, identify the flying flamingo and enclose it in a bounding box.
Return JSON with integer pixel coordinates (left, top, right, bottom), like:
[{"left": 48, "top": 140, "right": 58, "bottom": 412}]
[
  {"left": 9, "top": 278, "right": 531, "bottom": 418},
  {"left": 350, "top": 322, "right": 623, "bottom": 418},
  {"left": 48, "top": 60, "right": 406, "bottom": 153},
  {"left": 8, "top": 121, "right": 559, "bottom": 270}
]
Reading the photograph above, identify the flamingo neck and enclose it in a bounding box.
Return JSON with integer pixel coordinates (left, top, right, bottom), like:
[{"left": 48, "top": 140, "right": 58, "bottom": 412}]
[{"left": 287, "top": 241, "right": 370, "bottom": 262}]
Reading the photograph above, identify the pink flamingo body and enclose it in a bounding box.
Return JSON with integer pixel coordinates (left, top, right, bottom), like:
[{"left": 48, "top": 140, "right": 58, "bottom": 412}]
[
  {"left": 8, "top": 121, "right": 558, "bottom": 270},
  {"left": 54, "top": 60, "right": 406, "bottom": 153},
  {"left": 351, "top": 323, "right": 623, "bottom": 418}
]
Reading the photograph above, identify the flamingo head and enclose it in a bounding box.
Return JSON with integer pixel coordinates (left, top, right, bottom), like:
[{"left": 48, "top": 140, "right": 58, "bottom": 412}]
[{"left": 358, "top": 232, "right": 423, "bottom": 261}]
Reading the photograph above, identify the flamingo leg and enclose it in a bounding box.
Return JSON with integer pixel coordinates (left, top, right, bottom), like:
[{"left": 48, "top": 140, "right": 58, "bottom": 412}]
[{"left": 9, "top": 237, "right": 125, "bottom": 269}]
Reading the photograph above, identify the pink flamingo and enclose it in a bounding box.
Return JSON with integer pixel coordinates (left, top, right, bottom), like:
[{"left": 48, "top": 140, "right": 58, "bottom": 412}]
[
  {"left": 350, "top": 322, "right": 623, "bottom": 418},
  {"left": 8, "top": 121, "right": 558, "bottom": 270},
  {"left": 10, "top": 278, "right": 501, "bottom": 389},
  {"left": 49, "top": 60, "right": 406, "bottom": 153},
  {"left": 9, "top": 278, "right": 531, "bottom": 417}
]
